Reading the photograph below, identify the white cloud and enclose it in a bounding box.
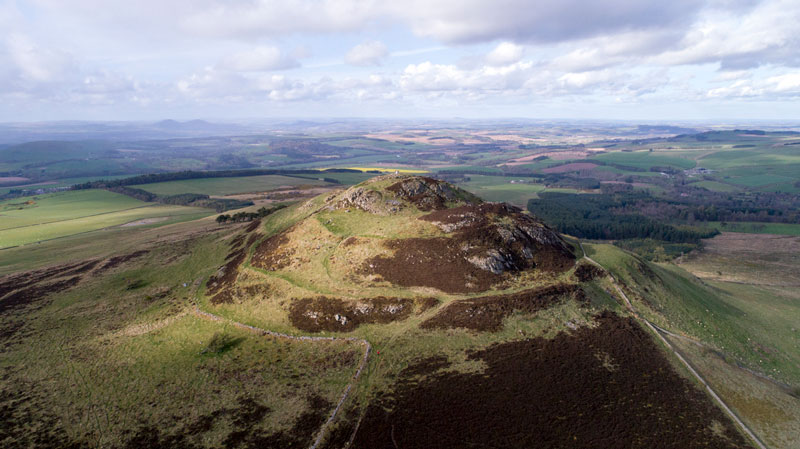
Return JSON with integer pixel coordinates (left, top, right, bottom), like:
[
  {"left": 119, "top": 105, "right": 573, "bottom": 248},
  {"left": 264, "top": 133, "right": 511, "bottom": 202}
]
[
  {"left": 485, "top": 42, "right": 524, "bottom": 66},
  {"left": 708, "top": 71, "right": 800, "bottom": 98},
  {"left": 5, "top": 33, "right": 74, "bottom": 83},
  {"left": 345, "top": 41, "right": 388, "bottom": 66},
  {"left": 400, "top": 60, "right": 534, "bottom": 93},
  {"left": 180, "top": 0, "right": 380, "bottom": 38},
  {"left": 4, "top": 0, "right": 800, "bottom": 118},
  {"left": 656, "top": 0, "right": 800, "bottom": 69},
  {"left": 221, "top": 46, "right": 299, "bottom": 72}
]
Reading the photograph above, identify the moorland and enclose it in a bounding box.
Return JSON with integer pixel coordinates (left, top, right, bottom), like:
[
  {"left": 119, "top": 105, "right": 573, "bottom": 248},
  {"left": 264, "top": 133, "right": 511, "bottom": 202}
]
[{"left": 1, "top": 120, "right": 798, "bottom": 448}]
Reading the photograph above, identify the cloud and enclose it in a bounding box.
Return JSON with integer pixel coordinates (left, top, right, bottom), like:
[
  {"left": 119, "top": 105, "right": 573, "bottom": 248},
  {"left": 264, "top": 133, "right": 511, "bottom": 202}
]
[
  {"left": 5, "top": 33, "right": 75, "bottom": 83},
  {"left": 399, "top": 60, "right": 534, "bottom": 93},
  {"left": 179, "top": 0, "right": 380, "bottom": 38},
  {"left": 655, "top": 0, "right": 800, "bottom": 69},
  {"left": 392, "top": 0, "right": 702, "bottom": 44},
  {"left": 345, "top": 41, "right": 388, "bottom": 66},
  {"left": 220, "top": 46, "right": 300, "bottom": 72},
  {"left": 707, "top": 71, "right": 800, "bottom": 98},
  {"left": 485, "top": 42, "right": 524, "bottom": 66}
]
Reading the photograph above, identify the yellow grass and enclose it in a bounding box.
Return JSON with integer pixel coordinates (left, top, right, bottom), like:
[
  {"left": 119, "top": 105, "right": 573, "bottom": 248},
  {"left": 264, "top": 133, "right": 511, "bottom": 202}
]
[{"left": 342, "top": 167, "right": 429, "bottom": 174}]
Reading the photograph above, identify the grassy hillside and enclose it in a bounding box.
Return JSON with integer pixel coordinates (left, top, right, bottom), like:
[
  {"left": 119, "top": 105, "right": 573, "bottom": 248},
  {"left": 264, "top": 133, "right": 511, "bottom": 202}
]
[
  {"left": 0, "top": 175, "right": 784, "bottom": 448},
  {"left": 583, "top": 243, "right": 800, "bottom": 384},
  {"left": 0, "top": 226, "right": 360, "bottom": 448},
  {"left": 137, "top": 174, "right": 330, "bottom": 196}
]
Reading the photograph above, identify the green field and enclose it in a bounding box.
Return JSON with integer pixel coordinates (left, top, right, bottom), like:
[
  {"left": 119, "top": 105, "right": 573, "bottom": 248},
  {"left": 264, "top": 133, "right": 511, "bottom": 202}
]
[
  {"left": 698, "top": 148, "right": 800, "bottom": 170},
  {"left": 0, "top": 174, "right": 137, "bottom": 196},
  {"left": 137, "top": 174, "right": 329, "bottom": 196},
  {"left": 591, "top": 151, "right": 696, "bottom": 170},
  {"left": 457, "top": 175, "right": 548, "bottom": 204},
  {"left": 699, "top": 221, "right": 800, "bottom": 236},
  {"left": 1, "top": 189, "right": 146, "bottom": 230},
  {"left": 295, "top": 172, "right": 375, "bottom": 185},
  {"left": 0, "top": 189, "right": 210, "bottom": 248},
  {"left": 725, "top": 174, "right": 796, "bottom": 187}
]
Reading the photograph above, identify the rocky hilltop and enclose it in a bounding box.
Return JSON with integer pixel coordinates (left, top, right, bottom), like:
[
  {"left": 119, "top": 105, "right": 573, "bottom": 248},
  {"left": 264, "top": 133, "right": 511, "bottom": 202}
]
[{"left": 251, "top": 175, "right": 576, "bottom": 294}]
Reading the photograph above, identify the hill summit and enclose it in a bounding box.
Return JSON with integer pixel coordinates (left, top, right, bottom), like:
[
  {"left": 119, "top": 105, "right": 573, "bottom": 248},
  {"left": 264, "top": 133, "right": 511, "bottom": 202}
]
[{"left": 249, "top": 175, "right": 576, "bottom": 295}]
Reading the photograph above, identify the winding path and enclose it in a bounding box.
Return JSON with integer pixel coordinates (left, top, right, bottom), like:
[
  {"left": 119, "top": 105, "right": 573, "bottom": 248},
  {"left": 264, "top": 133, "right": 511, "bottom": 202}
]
[
  {"left": 193, "top": 306, "right": 371, "bottom": 449},
  {"left": 578, "top": 242, "right": 768, "bottom": 449}
]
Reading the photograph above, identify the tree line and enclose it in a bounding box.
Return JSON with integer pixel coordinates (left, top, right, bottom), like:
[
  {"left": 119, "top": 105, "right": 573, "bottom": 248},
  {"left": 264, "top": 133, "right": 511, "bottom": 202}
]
[
  {"left": 216, "top": 204, "right": 288, "bottom": 223},
  {"left": 71, "top": 168, "right": 357, "bottom": 190}
]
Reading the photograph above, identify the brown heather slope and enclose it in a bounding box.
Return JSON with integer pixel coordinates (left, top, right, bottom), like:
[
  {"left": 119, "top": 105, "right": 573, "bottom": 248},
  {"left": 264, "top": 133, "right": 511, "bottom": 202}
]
[
  {"left": 364, "top": 202, "right": 575, "bottom": 293},
  {"left": 349, "top": 312, "right": 752, "bottom": 449}
]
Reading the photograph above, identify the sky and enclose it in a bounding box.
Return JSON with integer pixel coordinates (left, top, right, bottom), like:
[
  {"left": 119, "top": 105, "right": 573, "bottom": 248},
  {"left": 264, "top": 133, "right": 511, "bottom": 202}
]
[{"left": 1, "top": 0, "right": 799, "bottom": 121}]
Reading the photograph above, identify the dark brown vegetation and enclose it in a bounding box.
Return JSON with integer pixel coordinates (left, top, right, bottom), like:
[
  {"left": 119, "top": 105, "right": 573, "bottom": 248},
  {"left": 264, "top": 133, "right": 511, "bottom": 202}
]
[
  {"left": 251, "top": 232, "right": 292, "bottom": 271},
  {"left": 123, "top": 394, "right": 331, "bottom": 449},
  {"left": 420, "top": 284, "right": 585, "bottom": 332},
  {"left": 0, "top": 276, "right": 81, "bottom": 314},
  {"left": 365, "top": 203, "right": 575, "bottom": 293},
  {"left": 207, "top": 225, "right": 265, "bottom": 304},
  {"left": 351, "top": 312, "right": 753, "bottom": 449},
  {"left": 364, "top": 236, "right": 502, "bottom": 293},
  {"left": 207, "top": 247, "right": 247, "bottom": 305},
  {"left": 289, "top": 296, "right": 436, "bottom": 332},
  {"left": 0, "top": 389, "right": 85, "bottom": 449},
  {"left": 574, "top": 261, "right": 608, "bottom": 282},
  {"left": 96, "top": 250, "right": 149, "bottom": 273},
  {"left": 0, "top": 259, "right": 96, "bottom": 299}
]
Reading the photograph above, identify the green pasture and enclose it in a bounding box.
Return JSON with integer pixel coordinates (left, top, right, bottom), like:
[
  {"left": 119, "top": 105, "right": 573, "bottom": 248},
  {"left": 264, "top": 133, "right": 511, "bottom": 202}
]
[
  {"left": 457, "top": 175, "right": 548, "bottom": 204},
  {"left": 698, "top": 147, "right": 800, "bottom": 170},
  {"left": 0, "top": 189, "right": 147, "bottom": 230},
  {"left": 725, "top": 174, "right": 796, "bottom": 187},
  {"left": 137, "top": 174, "right": 329, "bottom": 196},
  {"left": 296, "top": 171, "right": 375, "bottom": 185},
  {"left": 699, "top": 221, "right": 800, "bottom": 236},
  {"left": 591, "top": 151, "right": 696, "bottom": 170},
  {"left": 0, "top": 189, "right": 211, "bottom": 248},
  {"left": 0, "top": 204, "right": 209, "bottom": 248}
]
